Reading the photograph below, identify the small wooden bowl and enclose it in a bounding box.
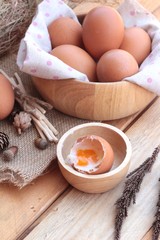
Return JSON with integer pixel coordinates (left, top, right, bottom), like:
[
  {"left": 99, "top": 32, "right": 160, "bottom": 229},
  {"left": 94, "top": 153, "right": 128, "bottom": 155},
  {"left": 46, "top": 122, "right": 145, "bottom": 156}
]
[
  {"left": 57, "top": 122, "right": 132, "bottom": 193},
  {"left": 32, "top": 77, "right": 155, "bottom": 121}
]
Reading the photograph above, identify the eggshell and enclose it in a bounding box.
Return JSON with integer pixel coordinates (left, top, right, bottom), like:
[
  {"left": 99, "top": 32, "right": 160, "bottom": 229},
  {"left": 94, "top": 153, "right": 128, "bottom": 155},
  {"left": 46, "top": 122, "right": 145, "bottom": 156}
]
[
  {"left": 0, "top": 73, "right": 15, "bottom": 120},
  {"left": 82, "top": 6, "right": 124, "bottom": 60},
  {"left": 66, "top": 135, "right": 114, "bottom": 175},
  {"left": 120, "top": 27, "right": 152, "bottom": 65},
  {"left": 97, "top": 49, "right": 139, "bottom": 82},
  {"left": 48, "top": 17, "right": 83, "bottom": 48},
  {"left": 50, "top": 44, "right": 97, "bottom": 82}
]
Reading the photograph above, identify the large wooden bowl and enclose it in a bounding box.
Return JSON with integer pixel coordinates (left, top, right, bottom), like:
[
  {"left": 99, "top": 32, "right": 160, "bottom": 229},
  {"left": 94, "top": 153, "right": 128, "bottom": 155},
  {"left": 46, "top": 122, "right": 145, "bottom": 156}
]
[
  {"left": 32, "top": 77, "right": 155, "bottom": 120},
  {"left": 57, "top": 122, "right": 132, "bottom": 193},
  {"left": 31, "top": 4, "right": 155, "bottom": 121}
]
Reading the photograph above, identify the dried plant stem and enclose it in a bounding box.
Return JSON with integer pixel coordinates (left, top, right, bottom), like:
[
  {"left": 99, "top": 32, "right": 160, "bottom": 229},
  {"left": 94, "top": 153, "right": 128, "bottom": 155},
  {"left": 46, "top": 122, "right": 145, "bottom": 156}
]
[
  {"left": 152, "top": 179, "right": 160, "bottom": 240},
  {"left": 34, "top": 123, "right": 46, "bottom": 139},
  {"left": 36, "top": 109, "right": 59, "bottom": 135},
  {"left": 114, "top": 145, "right": 160, "bottom": 240},
  {"left": 0, "top": 69, "right": 59, "bottom": 143},
  {"left": 32, "top": 115, "right": 58, "bottom": 143}
]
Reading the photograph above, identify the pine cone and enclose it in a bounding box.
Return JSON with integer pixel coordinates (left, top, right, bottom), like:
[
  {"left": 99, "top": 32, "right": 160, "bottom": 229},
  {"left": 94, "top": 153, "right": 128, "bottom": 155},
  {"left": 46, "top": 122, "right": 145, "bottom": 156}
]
[
  {"left": 0, "top": 132, "right": 9, "bottom": 152},
  {"left": 13, "top": 111, "right": 32, "bottom": 134}
]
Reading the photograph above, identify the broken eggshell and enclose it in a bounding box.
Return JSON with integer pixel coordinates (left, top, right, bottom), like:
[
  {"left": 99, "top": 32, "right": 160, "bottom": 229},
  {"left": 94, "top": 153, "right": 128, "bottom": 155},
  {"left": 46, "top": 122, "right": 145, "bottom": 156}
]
[
  {"left": 66, "top": 135, "right": 114, "bottom": 175},
  {"left": 57, "top": 122, "right": 132, "bottom": 193}
]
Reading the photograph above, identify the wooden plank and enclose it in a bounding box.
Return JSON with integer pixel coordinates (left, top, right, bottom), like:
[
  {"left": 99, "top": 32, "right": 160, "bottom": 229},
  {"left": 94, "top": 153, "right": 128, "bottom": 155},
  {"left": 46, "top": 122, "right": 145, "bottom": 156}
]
[
  {"left": 0, "top": 165, "right": 68, "bottom": 240},
  {"left": 0, "top": 100, "right": 156, "bottom": 240},
  {"left": 0, "top": 0, "right": 159, "bottom": 240},
  {"left": 22, "top": 97, "right": 160, "bottom": 240},
  {"left": 74, "top": 0, "right": 160, "bottom": 18},
  {"left": 139, "top": 0, "right": 160, "bottom": 13},
  {"left": 73, "top": 0, "right": 122, "bottom": 15},
  {"left": 142, "top": 230, "right": 153, "bottom": 240}
]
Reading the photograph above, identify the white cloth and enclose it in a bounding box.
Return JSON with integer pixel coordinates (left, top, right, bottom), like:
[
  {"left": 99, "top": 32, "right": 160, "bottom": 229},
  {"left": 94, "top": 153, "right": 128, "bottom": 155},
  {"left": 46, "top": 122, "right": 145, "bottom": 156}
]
[{"left": 17, "top": 0, "right": 160, "bottom": 95}]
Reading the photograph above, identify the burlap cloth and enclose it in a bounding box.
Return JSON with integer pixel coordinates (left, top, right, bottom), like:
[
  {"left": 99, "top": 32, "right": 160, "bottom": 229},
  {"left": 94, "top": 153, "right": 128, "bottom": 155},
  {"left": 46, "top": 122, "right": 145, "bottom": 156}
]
[{"left": 0, "top": 53, "right": 89, "bottom": 188}]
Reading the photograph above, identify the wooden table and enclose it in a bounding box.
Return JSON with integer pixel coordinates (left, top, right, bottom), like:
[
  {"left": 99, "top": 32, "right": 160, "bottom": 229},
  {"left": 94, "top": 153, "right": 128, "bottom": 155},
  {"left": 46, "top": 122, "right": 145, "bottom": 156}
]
[{"left": 1, "top": 1, "right": 160, "bottom": 239}]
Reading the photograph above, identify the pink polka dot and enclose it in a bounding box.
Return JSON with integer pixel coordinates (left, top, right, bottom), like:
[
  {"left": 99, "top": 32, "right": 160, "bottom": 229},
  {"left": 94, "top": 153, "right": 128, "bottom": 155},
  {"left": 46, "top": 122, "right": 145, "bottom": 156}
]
[
  {"left": 45, "top": 12, "right": 50, "bottom": 17},
  {"left": 147, "top": 77, "right": 153, "bottom": 83},
  {"left": 130, "top": 10, "right": 136, "bottom": 16},
  {"left": 33, "top": 21, "right": 38, "bottom": 26},
  {"left": 68, "top": 67, "right": 73, "bottom": 71},
  {"left": 47, "top": 60, "right": 52, "bottom": 66},
  {"left": 37, "top": 34, "right": 42, "bottom": 39},
  {"left": 46, "top": 0, "right": 50, "bottom": 2},
  {"left": 30, "top": 68, "right": 37, "bottom": 73}
]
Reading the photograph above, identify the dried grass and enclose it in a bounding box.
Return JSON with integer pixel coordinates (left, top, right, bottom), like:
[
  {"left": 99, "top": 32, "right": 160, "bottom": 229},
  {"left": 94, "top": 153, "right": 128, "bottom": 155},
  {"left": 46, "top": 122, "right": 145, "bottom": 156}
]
[{"left": 0, "top": 0, "right": 39, "bottom": 57}]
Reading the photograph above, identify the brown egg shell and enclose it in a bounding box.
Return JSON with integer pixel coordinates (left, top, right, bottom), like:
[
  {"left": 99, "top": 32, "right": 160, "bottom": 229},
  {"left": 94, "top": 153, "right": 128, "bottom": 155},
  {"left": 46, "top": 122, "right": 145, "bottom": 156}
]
[
  {"left": 82, "top": 6, "right": 125, "bottom": 60},
  {"left": 120, "top": 26, "right": 152, "bottom": 65},
  {"left": 97, "top": 49, "right": 139, "bottom": 82},
  {"left": 0, "top": 74, "right": 15, "bottom": 120},
  {"left": 68, "top": 135, "right": 114, "bottom": 175},
  {"left": 48, "top": 17, "right": 83, "bottom": 48},
  {"left": 50, "top": 44, "right": 97, "bottom": 82}
]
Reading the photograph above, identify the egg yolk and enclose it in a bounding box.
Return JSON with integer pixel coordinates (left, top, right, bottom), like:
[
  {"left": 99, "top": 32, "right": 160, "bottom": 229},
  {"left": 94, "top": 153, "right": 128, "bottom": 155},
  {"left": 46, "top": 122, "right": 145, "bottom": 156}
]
[{"left": 76, "top": 149, "right": 98, "bottom": 166}]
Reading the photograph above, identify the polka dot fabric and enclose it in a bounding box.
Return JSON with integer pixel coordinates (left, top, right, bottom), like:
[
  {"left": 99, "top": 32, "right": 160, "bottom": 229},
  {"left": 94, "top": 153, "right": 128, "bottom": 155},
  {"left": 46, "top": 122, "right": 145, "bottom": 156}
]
[
  {"left": 17, "top": 0, "right": 88, "bottom": 82},
  {"left": 118, "top": 0, "right": 160, "bottom": 96},
  {"left": 17, "top": 0, "right": 160, "bottom": 95}
]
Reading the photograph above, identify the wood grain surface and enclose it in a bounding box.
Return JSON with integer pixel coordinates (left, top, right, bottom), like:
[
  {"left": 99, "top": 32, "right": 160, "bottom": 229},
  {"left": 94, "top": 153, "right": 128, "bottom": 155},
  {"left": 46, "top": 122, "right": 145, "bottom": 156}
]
[
  {"left": 0, "top": 1, "right": 160, "bottom": 240},
  {"left": 32, "top": 77, "right": 155, "bottom": 121},
  {"left": 24, "top": 97, "right": 160, "bottom": 240}
]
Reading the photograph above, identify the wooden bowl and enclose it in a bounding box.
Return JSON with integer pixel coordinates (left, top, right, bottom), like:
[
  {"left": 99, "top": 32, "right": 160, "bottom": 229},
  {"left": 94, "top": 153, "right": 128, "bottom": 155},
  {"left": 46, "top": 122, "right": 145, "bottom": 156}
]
[
  {"left": 32, "top": 77, "right": 155, "bottom": 121},
  {"left": 56, "top": 122, "right": 132, "bottom": 193},
  {"left": 31, "top": 6, "right": 155, "bottom": 121}
]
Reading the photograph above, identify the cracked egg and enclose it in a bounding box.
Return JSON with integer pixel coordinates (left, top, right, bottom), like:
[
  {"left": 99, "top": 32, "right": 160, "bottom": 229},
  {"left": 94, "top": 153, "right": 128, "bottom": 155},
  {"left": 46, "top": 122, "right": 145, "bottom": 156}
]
[
  {"left": 66, "top": 135, "right": 114, "bottom": 175},
  {"left": 57, "top": 122, "right": 132, "bottom": 193}
]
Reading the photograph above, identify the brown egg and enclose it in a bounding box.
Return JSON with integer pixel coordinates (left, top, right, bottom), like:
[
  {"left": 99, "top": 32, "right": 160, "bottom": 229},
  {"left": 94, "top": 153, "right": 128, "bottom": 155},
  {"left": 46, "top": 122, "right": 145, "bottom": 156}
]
[
  {"left": 0, "top": 73, "right": 15, "bottom": 120},
  {"left": 97, "top": 49, "right": 139, "bottom": 82},
  {"left": 82, "top": 6, "right": 124, "bottom": 60},
  {"left": 50, "top": 44, "right": 97, "bottom": 82},
  {"left": 120, "top": 27, "right": 151, "bottom": 65},
  {"left": 66, "top": 135, "right": 114, "bottom": 175},
  {"left": 48, "top": 17, "right": 83, "bottom": 48}
]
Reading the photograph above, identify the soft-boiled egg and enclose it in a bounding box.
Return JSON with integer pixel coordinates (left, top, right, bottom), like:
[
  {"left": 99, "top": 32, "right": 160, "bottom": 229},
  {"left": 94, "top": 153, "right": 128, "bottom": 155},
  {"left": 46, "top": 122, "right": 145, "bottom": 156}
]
[{"left": 66, "top": 135, "right": 114, "bottom": 175}]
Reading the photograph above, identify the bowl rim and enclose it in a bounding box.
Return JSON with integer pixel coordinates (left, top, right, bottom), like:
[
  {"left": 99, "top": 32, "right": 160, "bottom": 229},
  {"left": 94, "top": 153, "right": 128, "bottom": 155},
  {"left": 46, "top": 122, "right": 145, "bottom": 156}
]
[
  {"left": 51, "top": 77, "right": 144, "bottom": 88},
  {"left": 57, "top": 122, "right": 132, "bottom": 179}
]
